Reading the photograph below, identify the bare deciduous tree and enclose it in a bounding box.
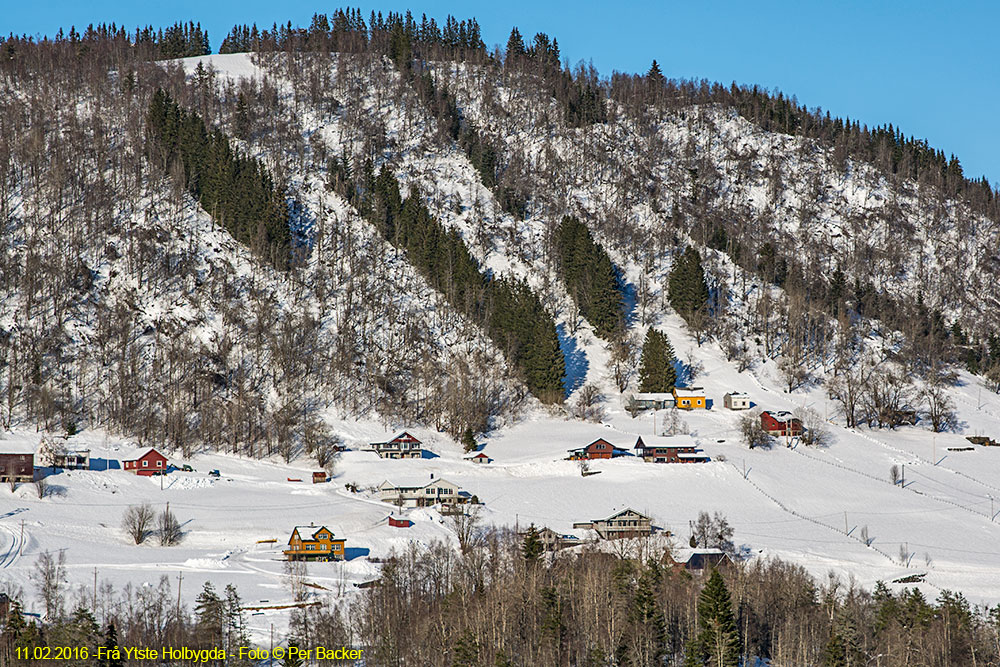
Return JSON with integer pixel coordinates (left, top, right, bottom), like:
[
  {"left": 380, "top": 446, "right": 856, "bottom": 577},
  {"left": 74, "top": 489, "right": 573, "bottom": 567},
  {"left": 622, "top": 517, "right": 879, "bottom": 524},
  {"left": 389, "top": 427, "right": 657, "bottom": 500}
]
[
  {"left": 122, "top": 503, "right": 156, "bottom": 544},
  {"left": 158, "top": 506, "right": 183, "bottom": 546},
  {"left": 740, "top": 409, "right": 773, "bottom": 449}
]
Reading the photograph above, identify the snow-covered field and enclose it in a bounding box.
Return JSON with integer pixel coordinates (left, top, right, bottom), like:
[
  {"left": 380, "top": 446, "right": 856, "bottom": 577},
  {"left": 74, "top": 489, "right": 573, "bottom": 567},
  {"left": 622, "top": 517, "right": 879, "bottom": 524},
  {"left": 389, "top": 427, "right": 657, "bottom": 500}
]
[{"left": 4, "top": 318, "right": 1000, "bottom": 636}]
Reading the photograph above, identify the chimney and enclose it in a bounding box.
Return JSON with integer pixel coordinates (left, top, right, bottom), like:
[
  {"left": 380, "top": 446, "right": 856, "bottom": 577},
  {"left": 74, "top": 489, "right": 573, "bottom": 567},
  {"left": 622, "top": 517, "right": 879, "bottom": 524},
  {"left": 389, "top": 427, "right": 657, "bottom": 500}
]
[{"left": 430, "top": 473, "right": 434, "bottom": 479}]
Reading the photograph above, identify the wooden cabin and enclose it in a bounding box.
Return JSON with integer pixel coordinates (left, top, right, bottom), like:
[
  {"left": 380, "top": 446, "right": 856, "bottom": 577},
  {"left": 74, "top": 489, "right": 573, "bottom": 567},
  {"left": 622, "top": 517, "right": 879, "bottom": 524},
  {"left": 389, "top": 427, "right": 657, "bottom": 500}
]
[
  {"left": 567, "top": 438, "right": 620, "bottom": 460},
  {"left": 673, "top": 387, "right": 707, "bottom": 409},
  {"left": 0, "top": 444, "right": 34, "bottom": 483},
  {"left": 633, "top": 436, "right": 709, "bottom": 463},
  {"left": 283, "top": 524, "right": 346, "bottom": 561},
  {"left": 121, "top": 448, "right": 167, "bottom": 476}
]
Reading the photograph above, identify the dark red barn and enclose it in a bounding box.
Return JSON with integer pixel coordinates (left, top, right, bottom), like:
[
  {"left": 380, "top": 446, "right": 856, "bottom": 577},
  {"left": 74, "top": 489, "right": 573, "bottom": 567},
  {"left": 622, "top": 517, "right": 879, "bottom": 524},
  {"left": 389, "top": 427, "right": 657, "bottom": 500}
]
[{"left": 122, "top": 447, "right": 168, "bottom": 476}]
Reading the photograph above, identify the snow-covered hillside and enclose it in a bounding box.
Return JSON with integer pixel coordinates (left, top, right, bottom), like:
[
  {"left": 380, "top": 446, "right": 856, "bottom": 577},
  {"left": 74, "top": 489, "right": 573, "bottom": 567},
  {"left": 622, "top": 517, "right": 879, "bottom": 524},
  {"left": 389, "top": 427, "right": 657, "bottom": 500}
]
[{"left": 4, "top": 46, "right": 1000, "bottom": 643}]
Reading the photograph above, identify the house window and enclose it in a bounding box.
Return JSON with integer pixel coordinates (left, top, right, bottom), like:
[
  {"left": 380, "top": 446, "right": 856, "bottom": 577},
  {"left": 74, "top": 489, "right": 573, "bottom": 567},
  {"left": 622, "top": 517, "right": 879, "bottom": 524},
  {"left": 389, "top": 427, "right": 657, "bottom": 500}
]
[
  {"left": 426, "top": 489, "right": 434, "bottom": 494},
  {"left": 142, "top": 460, "right": 148, "bottom": 467},
  {"left": 306, "top": 545, "right": 315, "bottom": 550},
  {"left": 157, "top": 461, "right": 163, "bottom": 467}
]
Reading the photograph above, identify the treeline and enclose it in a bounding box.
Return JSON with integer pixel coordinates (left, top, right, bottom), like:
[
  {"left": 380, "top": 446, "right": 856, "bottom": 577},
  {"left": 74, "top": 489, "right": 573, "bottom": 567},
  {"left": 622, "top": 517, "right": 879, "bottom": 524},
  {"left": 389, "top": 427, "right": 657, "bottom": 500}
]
[
  {"left": 609, "top": 70, "right": 998, "bottom": 219},
  {"left": 146, "top": 88, "right": 291, "bottom": 269},
  {"left": 220, "top": 8, "right": 485, "bottom": 61},
  {"left": 330, "top": 160, "right": 565, "bottom": 403},
  {"left": 554, "top": 216, "right": 625, "bottom": 338},
  {"left": 0, "top": 21, "right": 209, "bottom": 61},
  {"left": 349, "top": 534, "right": 996, "bottom": 666}
]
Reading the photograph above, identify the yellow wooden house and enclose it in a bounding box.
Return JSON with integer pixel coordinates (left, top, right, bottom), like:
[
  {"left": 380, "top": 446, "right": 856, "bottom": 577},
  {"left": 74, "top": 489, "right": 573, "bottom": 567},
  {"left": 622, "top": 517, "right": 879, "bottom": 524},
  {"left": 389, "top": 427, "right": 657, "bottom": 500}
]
[
  {"left": 672, "top": 387, "right": 707, "bottom": 409},
  {"left": 283, "top": 524, "right": 346, "bottom": 561}
]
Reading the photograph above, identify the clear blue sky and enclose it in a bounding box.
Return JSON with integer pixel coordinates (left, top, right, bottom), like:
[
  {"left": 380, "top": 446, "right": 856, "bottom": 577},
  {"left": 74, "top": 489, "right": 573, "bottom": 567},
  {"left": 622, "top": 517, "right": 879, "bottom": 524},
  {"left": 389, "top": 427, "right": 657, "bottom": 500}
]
[{"left": 4, "top": 1, "right": 998, "bottom": 187}]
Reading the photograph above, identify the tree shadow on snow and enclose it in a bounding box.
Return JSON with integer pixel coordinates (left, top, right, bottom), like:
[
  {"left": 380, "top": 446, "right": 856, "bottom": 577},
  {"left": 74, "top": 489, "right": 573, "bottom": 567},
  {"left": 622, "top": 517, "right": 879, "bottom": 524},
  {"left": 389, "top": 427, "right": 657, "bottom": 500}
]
[{"left": 557, "top": 324, "right": 588, "bottom": 397}]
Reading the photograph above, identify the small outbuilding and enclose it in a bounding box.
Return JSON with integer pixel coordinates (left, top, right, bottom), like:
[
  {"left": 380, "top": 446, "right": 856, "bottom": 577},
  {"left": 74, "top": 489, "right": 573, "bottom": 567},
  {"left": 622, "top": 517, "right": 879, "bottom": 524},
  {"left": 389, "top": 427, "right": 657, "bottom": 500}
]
[{"left": 723, "top": 392, "right": 751, "bottom": 410}]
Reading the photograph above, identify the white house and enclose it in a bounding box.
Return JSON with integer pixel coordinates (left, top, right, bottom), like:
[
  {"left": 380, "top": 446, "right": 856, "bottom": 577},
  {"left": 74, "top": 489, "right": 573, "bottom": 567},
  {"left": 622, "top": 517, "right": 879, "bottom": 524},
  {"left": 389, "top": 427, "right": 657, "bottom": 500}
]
[
  {"left": 376, "top": 477, "right": 465, "bottom": 508},
  {"left": 723, "top": 391, "right": 751, "bottom": 410}
]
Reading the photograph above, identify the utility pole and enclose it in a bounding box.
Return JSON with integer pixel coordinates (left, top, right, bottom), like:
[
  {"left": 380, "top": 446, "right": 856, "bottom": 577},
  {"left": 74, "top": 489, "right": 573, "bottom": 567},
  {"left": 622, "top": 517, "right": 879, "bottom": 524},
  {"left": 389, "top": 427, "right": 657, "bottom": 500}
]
[
  {"left": 176, "top": 572, "right": 183, "bottom": 620},
  {"left": 19, "top": 519, "right": 24, "bottom": 557},
  {"left": 844, "top": 512, "right": 848, "bottom": 535},
  {"left": 93, "top": 567, "right": 98, "bottom": 614},
  {"left": 901, "top": 464, "right": 905, "bottom": 489}
]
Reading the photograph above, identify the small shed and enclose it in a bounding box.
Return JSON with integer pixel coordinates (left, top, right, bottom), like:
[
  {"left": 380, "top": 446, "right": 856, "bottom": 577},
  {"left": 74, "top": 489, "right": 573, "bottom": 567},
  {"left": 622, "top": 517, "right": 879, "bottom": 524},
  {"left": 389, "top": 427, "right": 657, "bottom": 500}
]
[
  {"left": 465, "top": 452, "right": 492, "bottom": 465},
  {"left": 723, "top": 392, "right": 751, "bottom": 410},
  {"left": 312, "top": 471, "right": 327, "bottom": 484},
  {"left": 388, "top": 516, "right": 413, "bottom": 528}
]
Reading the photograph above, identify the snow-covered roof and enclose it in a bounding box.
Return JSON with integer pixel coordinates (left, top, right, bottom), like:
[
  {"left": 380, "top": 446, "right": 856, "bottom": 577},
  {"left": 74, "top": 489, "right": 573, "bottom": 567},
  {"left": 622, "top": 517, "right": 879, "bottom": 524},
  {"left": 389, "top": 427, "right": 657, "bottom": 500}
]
[
  {"left": 766, "top": 410, "right": 796, "bottom": 421},
  {"left": 677, "top": 452, "right": 709, "bottom": 459},
  {"left": 635, "top": 436, "right": 698, "bottom": 449},
  {"left": 673, "top": 387, "right": 705, "bottom": 397},
  {"left": 725, "top": 391, "right": 750, "bottom": 398},
  {"left": 379, "top": 476, "right": 459, "bottom": 490},
  {"left": 119, "top": 447, "right": 163, "bottom": 461},
  {"left": 598, "top": 507, "right": 651, "bottom": 521},
  {"left": 0, "top": 442, "right": 37, "bottom": 455},
  {"left": 289, "top": 525, "right": 341, "bottom": 543}
]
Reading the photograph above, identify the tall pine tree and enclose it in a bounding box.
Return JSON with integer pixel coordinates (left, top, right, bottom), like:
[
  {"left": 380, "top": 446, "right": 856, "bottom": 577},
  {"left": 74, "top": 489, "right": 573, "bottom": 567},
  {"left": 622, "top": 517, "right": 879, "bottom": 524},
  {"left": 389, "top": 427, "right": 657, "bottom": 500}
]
[
  {"left": 669, "top": 247, "right": 710, "bottom": 324},
  {"left": 686, "top": 569, "right": 740, "bottom": 667},
  {"left": 638, "top": 328, "right": 677, "bottom": 392}
]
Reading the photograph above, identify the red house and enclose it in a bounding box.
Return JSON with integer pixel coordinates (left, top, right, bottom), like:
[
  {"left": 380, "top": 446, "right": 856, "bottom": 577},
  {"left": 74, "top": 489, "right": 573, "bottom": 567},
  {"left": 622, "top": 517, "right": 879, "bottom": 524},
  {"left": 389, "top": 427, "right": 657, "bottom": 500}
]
[
  {"left": 122, "top": 447, "right": 168, "bottom": 476},
  {"left": 388, "top": 516, "right": 412, "bottom": 528},
  {"left": 760, "top": 411, "right": 803, "bottom": 437},
  {"left": 568, "top": 438, "right": 619, "bottom": 460}
]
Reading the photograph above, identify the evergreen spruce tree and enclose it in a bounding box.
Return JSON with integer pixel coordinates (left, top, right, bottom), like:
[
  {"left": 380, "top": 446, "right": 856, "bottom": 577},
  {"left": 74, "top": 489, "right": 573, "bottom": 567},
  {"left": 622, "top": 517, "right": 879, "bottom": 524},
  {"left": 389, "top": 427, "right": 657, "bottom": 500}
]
[
  {"left": 638, "top": 328, "right": 677, "bottom": 392},
  {"left": 97, "top": 623, "right": 123, "bottom": 667},
  {"left": 690, "top": 569, "right": 740, "bottom": 667},
  {"left": 194, "top": 582, "right": 225, "bottom": 647},
  {"left": 522, "top": 524, "right": 544, "bottom": 563},
  {"left": 281, "top": 638, "right": 304, "bottom": 667},
  {"left": 669, "top": 247, "right": 710, "bottom": 324},
  {"left": 628, "top": 571, "right": 668, "bottom": 664}
]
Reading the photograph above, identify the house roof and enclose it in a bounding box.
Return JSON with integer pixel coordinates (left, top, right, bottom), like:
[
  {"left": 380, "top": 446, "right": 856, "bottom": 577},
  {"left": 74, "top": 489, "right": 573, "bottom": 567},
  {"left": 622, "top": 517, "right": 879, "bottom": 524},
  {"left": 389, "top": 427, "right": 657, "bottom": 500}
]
[
  {"left": 673, "top": 387, "right": 705, "bottom": 397},
  {"left": 464, "top": 452, "right": 490, "bottom": 459},
  {"left": 0, "top": 442, "right": 38, "bottom": 455},
  {"left": 634, "top": 436, "right": 699, "bottom": 449},
  {"left": 765, "top": 410, "right": 796, "bottom": 421},
  {"left": 598, "top": 507, "right": 651, "bottom": 522},
  {"left": 289, "top": 525, "right": 341, "bottom": 544},
  {"left": 378, "top": 476, "right": 460, "bottom": 491},
  {"left": 369, "top": 431, "right": 422, "bottom": 446},
  {"left": 633, "top": 392, "right": 675, "bottom": 400},
  {"left": 120, "top": 447, "right": 165, "bottom": 461},
  {"left": 725, "top": 391, "right": 750, "bottom": 398}
]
